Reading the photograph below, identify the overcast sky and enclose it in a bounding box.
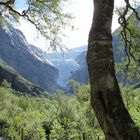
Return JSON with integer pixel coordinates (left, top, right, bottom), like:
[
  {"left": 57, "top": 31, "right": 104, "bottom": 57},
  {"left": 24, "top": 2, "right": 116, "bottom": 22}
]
[{"left": 15, "top": 0, "right": 132, "bottom": 51}]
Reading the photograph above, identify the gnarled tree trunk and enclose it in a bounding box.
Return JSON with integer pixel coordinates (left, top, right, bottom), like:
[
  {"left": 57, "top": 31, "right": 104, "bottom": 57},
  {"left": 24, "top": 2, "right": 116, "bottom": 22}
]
[{"left": 86, "top": 0, "right": 140, "bottom": 139}]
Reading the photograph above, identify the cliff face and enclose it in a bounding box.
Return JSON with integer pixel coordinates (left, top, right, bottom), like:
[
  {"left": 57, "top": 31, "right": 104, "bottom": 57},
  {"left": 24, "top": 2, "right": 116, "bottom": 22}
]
[{"left": 0, "top": 25, "right": 58, "bottom": 93}]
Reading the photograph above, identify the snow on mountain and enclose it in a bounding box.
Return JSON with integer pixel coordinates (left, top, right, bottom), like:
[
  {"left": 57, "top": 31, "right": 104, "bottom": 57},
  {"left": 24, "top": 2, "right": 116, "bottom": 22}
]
[
  {"left": 0, "top": 24, "right": 58, "bottom": 93},
  {"left": 44, "top": 45, "right": 87, "bottom": 87}
]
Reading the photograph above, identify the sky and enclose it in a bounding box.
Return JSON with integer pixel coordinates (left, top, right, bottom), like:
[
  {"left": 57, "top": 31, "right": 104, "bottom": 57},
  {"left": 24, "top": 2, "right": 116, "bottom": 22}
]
[{"left": 15, "top": 0, "right": 132, "bottom": 51}]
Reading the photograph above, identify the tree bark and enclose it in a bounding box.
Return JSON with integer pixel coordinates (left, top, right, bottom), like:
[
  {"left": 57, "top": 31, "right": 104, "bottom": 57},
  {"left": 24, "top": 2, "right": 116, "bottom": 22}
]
[{"left": 86, "top": 0, "right": 140, "bottom": 139}]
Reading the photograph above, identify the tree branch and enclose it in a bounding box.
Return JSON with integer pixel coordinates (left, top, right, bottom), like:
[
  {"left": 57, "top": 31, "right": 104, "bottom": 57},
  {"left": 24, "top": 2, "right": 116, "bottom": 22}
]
[
  {"left": 0, "top": 1, "right": 41, "bottom": 30},
  {"left": 118, "top": 0, "right": 140, "bottom": 69},
  {"left": 0, "top": 0, "right": 55, "bottom": 42},
  {"left": 0, "top": 0, "right": 73, "bottom": 50}
]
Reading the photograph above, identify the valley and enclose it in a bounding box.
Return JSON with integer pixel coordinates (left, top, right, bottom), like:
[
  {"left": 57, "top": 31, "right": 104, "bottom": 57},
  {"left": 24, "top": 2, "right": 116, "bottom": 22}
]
[{"left": 0, "top": 4, "right": 140, "bottom": 139}]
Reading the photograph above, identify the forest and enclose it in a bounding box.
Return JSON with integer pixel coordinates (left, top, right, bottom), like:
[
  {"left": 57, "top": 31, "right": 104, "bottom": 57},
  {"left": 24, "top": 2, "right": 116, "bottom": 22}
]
[{"left": 0, "top": 81, "right": 140, "bottom": 140}]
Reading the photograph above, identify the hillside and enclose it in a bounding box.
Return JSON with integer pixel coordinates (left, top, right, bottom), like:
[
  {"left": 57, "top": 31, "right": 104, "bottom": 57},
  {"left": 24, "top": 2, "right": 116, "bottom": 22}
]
[
  {"left": 0, "top": 24, "right": 58, "bottom": 93},
  {"left": 0, "top": 59, "right": 45, "bottom": 95}
]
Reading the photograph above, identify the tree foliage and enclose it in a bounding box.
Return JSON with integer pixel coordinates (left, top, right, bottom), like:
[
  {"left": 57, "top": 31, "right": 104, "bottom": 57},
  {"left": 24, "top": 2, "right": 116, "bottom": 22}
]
[{"left": 0, "top": 0, "right": 72, "bottom": 50}]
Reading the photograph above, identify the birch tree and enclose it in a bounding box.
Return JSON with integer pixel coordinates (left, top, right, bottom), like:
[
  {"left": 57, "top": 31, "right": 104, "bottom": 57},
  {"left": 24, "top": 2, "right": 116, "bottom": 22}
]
[{"left": 87, "top": 0, "right": 140, "bottom": 139}]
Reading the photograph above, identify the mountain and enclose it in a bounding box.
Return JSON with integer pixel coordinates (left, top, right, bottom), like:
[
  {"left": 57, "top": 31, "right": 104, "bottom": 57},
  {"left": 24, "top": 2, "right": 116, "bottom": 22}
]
[
  {"left": 42, "top": 30, "right": 125, "bottom": 86},
  {"left": 0, "top": 59, "right": 44, "bottom": 95},
  {"left": 44, "top": 46, "right": 87, "bottom": 87},
  {"left": 0, "top": 24, "right": 58, "bottom": 93},
  {"left": 69, "top": 51, "right": 89, "bottom": 84}
]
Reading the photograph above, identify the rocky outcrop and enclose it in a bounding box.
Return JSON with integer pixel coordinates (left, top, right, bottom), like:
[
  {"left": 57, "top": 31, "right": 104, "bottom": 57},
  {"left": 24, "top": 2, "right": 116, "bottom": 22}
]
[{"left": 0, "top": 24, "right": 58, "bottom": 93}]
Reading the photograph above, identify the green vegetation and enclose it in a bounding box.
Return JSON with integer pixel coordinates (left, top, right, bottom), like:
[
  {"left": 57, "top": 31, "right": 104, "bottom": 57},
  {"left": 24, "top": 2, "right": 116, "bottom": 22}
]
[
  {"left": 115, "top": 6, "right": 140, "bottom": 82},
  {"left": 0, "top": 82, "right": 140, "bottom": 140}
]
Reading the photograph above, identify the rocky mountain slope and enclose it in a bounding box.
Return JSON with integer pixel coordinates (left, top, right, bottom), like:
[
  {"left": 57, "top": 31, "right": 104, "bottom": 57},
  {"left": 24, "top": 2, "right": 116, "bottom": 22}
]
[
  {"left": 0, "top": 59, "right": 44, "bottom": 95},
  {"left": 0, "top": 24, "right": 58, "bottom": 93}
]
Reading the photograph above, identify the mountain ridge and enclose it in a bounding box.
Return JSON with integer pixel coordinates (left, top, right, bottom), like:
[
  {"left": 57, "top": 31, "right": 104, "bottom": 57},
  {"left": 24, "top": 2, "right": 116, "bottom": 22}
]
[{"left": 0, "top": 24, "right": 58, "bottom": 93}]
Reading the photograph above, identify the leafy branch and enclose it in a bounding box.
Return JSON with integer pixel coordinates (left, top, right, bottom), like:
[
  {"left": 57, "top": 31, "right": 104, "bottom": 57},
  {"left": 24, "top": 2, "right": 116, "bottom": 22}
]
[
  {"left": 0, "top": 0, "right": 73, "bottom": 50},
  {"left": 118, "top": 0, "right": 140, "bottom": 69}
]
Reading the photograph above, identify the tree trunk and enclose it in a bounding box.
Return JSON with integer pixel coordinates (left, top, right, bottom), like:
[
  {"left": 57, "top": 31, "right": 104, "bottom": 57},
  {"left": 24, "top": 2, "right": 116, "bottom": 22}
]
[{"left": 86, "top": 0, "right": 140, "bottom": 139}]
